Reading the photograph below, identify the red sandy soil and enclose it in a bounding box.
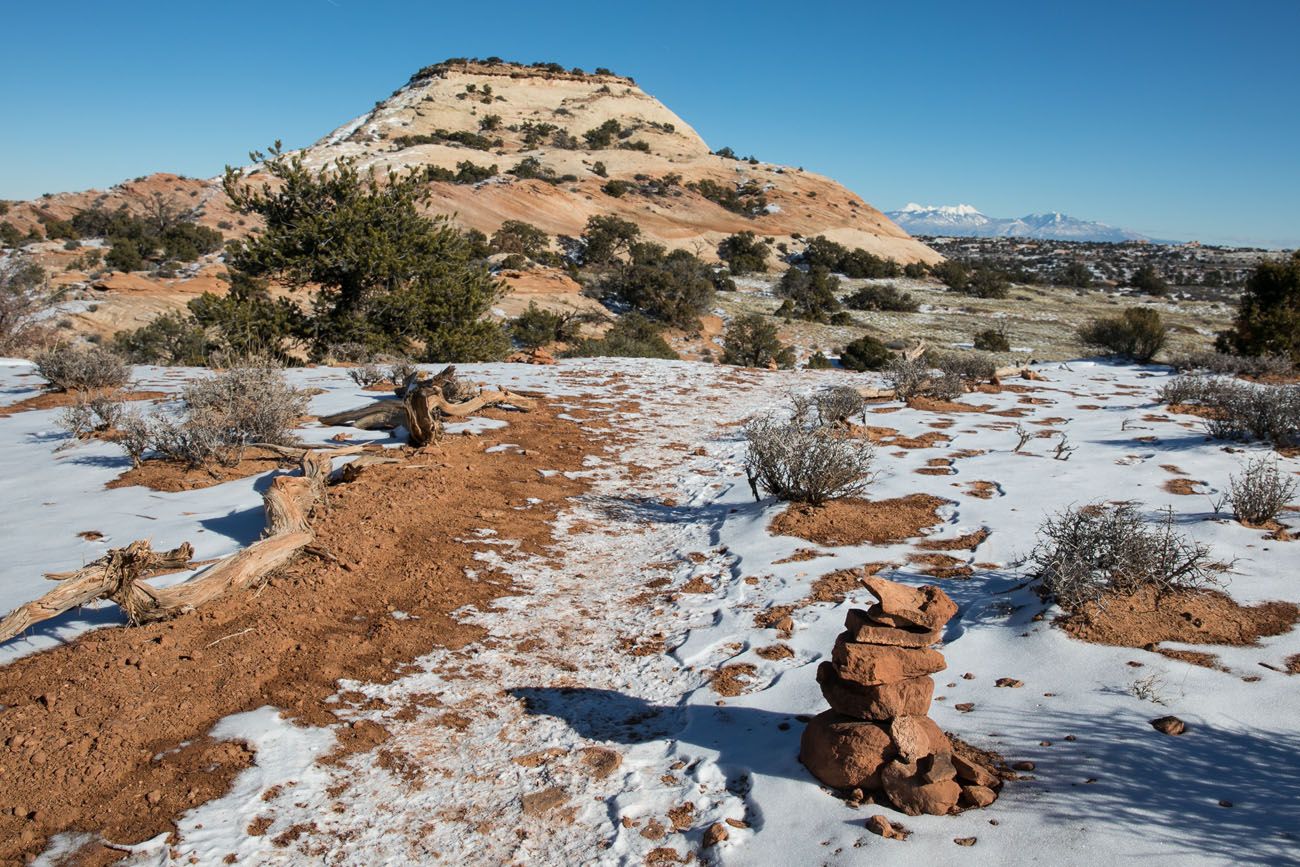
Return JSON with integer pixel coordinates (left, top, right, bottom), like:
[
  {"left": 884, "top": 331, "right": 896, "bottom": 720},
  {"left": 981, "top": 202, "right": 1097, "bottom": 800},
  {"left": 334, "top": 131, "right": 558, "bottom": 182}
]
[
  {"left": 1162, "top": 477, "right": 1209, "bottom": 496},
  {"left": 1059, "top": 587, "right": 1300, "bottom": 648},
  {"left": 0, "top": 400, "right": 598, "bottom": 863},
  {"left": 917, "top": 529, "right": 990, "bottom": 552},
  {"left": 0, "top": 390, "right": 169, "bottom": 418},
  {"left": 964, "top": 481, "right": 998, "bottom": 500},
  {"left": 106, "top": 447, "right": 297, "bottom": 493},
  {"left": 768, "top": 495, "right": 949, "bottom": 547},
  {"left": 907, "top": 553, "right": 974, "bottom": 579},
  {"left": 905, "top": 397, "right": 993, "bottom": 414}
]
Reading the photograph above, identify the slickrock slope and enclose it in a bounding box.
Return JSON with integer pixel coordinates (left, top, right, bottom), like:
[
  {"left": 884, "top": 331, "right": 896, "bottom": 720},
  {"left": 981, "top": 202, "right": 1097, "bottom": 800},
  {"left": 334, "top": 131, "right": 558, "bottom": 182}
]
[{"left": 0, "top": 59, "right": 935, "bottom": 341}]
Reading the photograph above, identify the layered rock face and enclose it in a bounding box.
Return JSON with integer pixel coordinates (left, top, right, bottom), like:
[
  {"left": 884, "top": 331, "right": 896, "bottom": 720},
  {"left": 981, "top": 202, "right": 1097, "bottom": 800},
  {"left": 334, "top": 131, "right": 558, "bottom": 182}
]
[{"left": 800, "top": 575, "right": 1000, "bottom": 815}]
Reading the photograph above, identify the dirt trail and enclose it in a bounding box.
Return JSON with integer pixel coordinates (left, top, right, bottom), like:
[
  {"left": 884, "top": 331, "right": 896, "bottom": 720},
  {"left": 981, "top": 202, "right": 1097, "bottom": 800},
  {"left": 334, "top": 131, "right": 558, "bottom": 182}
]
[{"left": 0, "top": 401, "right": 597, "bottom": 863}]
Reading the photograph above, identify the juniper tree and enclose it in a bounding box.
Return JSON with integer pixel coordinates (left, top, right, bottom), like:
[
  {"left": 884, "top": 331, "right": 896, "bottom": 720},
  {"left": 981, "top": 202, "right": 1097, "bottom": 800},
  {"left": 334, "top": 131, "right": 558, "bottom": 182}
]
[{"left": 223, "top": 143, "right": 507, "bottom": 361}]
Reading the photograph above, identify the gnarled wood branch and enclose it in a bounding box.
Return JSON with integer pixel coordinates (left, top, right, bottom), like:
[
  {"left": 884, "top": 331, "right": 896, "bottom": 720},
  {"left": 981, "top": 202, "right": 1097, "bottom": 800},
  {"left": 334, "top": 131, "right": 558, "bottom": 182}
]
[{"left": 0, "top": 449, "right": 337, "bottom": 645}]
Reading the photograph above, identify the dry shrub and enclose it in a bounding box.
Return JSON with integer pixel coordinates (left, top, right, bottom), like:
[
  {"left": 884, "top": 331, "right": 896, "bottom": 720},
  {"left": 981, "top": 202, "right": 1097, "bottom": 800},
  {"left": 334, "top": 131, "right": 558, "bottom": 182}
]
[
  {"left": 1228, "top": 457, "right": 1297, "bottom": 525},
  {"left": 57, "top": 392, "right": 127, "bottom": 438},
  {"left": 813, "top": 385, "right": 866, "bottom": 425},
  {"left": 930, "top": 350, "right": 997, "bottom": 384},
  {"left": 116, "top": 363, "right": 308, "bottom": 468},
  {"left": 1029, "top": 503, "right": 1224, "bottom": 610},
  {"left": 348, "top": 362, "right": 386, "bottom": 388},
  {"left": 0, "top": 256, "right": 58, "bottom": 355},
  {"left": 744, "top": 406, "right": 875, "bottom": 505},
  {"left": 1078, "top": 308, "right": 1167, "bottom": 362},
  {"left": 34, "top": 344, "right": 130, "bottom": 391},
  {"left": 1169, "top": 351, "right": 1294, "bottom": 378},
  {"left": 1159, "top": 376, "right": 1300, "bottom": 444},
  {"left": 884, "top": 356, "right": 929, "bottom": 401}
]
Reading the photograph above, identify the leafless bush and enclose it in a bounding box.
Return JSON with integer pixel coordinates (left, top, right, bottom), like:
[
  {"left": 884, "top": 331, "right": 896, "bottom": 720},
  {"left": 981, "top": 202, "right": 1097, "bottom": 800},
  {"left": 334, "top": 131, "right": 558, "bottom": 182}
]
[
  {"left": 57, "top": 392, "right": 127, "bottom": 439},
  {"left": 884, "top": 356, "right": 929, "bottom": 401},
  {"left": 34, "top": 344, "right": 130, "bottom": 391},
  {"left": 348, "top": 362, "right": 387, "bottom": 388},
  {"left": 113, "top": 363, "right": 308, "bottom": 468},
  {"left": 115, "top": 412, "right": 152, "bottom": 467},
  {"left": 813, "top": 385, "right": 866, "bottom": 425},
  {"left": 0, "top": 256, "right": 58, "bottom": 355},
  {"left": 322, "top": 342, "right": 372, "bottom": 364},
  {"left": 1159, "top": 376, "right": 1300, "bottom": 445},
  {"left": 924, "top": 370, "right": 966, "bottom": 401},
  {"left": 1158, "top": 374, "right": 1233, "bottom": 406},
  {"left": 930, "top": 350, "right": 997, "bottom": 384},
  {"left": 1029, "top": 503, "right": 1225, "bottom": 610},
  {"left": 1228, "top": 457, "right": 1297, "bottom": 525},
  {"left": 1168, "top": 350, "right": 1294, "bottom": 378},
  {"left": 743, "top": 409, "right": 875, "bottom": 504},
  {"left": 386, "top": 356, "right": 418, "bottom": 387}
]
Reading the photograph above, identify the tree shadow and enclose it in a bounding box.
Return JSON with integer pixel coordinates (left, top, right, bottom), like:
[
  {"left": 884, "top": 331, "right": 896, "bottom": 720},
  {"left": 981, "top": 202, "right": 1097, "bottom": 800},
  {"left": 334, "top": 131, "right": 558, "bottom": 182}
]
[
  {"left": 980, "top": 704, "right": 1300, "bottom": 864},
  {"left": 508, "top": 686, "right": 809, "bottom": 786}
]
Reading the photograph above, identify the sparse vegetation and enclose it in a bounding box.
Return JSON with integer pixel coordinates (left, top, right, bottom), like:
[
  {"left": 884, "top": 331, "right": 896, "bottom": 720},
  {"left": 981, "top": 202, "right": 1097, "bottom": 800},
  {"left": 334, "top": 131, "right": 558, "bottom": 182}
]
[
  {"left": 1228, "top": 456, "right": 1297, "bottom": 526},
  {"left": 844, "top": 283, "right": 918, "bottom": 313},
  {"left": 839, "top": 335, "right": 892, "bottom": 372},
  {"left": 721, "top": 314, "right": 794, "bottom": 369},
  {"left": 1217, "top": 251, "right": 1300, "bottom": 364},
  {"left": 597, "top": 243, "right": 715, "bottom": 329},
  {"left": 717, "top": 232, "right": 769, "bottom": 275},
  {"left": 563, "top": 312, "right": 677, "bottom": 359},
  {"left": 743, "top": 403, "right": 875, "bottom": 504},
  {"left": 1030, "top": 503, "right": 1224, "bottom": 610},
  {"left": 128, "top": 363, "right": 309, "bottom": 468},
  {"left": 222, "top": 143, "right": 509, "bottom": 362},
  {"left": 974, "top": 326, "right": 1011, "bottom": 352},
  {"left": 800, "top": 237, "right": 900, "bottom": 278},
  {"left": 687, "top": 179, "right": 768, "bottom": 218},
  {"left": 812, "top": 385, "right": 867, "bottom": 425},
  {"left": 0, "top": 256, "right": 57, "bottom": 355},
  {"left": 1078, "top": 308, "right": 1167, "bottom": 362},
  {"left": 35, "top": 344, "right": 130, "bottom": 392}
]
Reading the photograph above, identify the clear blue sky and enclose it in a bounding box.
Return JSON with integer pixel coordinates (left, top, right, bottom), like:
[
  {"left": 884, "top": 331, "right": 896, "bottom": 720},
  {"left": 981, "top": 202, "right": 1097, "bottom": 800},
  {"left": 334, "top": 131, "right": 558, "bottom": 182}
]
[{"left": 2, "top": 0, "right": 1297, "bottom": 247}]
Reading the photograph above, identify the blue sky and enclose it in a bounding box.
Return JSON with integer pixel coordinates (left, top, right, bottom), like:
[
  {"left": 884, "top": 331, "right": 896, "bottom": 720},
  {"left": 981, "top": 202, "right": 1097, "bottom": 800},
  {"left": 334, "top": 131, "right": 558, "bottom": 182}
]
[{"left": 2, "top": 0, "right": 1297, "bottom": 247}]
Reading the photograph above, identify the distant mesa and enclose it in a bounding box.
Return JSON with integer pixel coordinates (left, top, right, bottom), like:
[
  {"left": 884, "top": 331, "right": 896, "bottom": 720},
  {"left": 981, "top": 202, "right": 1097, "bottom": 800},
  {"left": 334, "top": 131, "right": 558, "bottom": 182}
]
[{"left": 888, "top": 202, "right": 1160, "bottom": 244}]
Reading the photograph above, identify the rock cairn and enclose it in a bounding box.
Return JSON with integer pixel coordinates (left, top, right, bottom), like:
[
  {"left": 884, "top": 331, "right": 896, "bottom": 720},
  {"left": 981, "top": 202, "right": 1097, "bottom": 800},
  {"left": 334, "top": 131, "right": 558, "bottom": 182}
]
[{"left": 800, "top": 575, "right": 1001, "bottom": 815}]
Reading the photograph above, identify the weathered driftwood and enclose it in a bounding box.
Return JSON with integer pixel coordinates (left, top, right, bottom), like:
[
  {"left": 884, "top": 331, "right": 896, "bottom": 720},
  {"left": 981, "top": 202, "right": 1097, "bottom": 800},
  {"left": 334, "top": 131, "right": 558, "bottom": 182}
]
[
  {"left": 856, "top": 365, "right": 1042, "bottom": 402},
  {"left": 0, "top": 449, "right": 336, "bottom": 645},
  {"left": 320, "top": 366, "right": 535, "bottom": 439}
]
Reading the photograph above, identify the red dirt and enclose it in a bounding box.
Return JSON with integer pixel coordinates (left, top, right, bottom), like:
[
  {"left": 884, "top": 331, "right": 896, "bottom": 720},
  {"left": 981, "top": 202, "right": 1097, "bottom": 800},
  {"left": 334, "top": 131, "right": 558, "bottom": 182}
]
[
  {"left": 805, "top": 563, "right": 891, "bottom": 605},
  {"left": 710, "top": 663, "right": 758, "bottom": 697},
  {"left": 1059, "top": 587, "right": 1300, "bottom": 648},
  {"left": 0, "top": 389, "right": 170, "bottom": 418},
  {"left": 106, "top": 446, "right": 298, "bottom": 492},
  {"left": 964, "top": 481, "right": 998, "bottom": 500},
  {"left": 1162, "top": 477, "right": 1208, "bottom": 496},
  {"left": 918, "top": 528, "right": 990, "bottom": 552},
  {"left": 905, "top": 397, "right": 992, "bottom": 414},
  {"left": 907, "top": 553, "right": 974, "bottom": 579},
  {"left": 849, "top": 424, "right": 950, "bottom": 450},
  {"left": 0, "top": 401, "right": 597, "bottom": 863},
  {"left": 769, "top": 495, "right": 949, "bottom": 547}
]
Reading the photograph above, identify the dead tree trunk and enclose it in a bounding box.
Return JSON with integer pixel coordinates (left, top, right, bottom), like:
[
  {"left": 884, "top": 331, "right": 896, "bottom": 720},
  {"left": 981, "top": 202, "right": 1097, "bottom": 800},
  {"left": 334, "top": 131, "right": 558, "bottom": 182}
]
[{"left": 0, "top": 448, "right": 339, "bottom": 645}]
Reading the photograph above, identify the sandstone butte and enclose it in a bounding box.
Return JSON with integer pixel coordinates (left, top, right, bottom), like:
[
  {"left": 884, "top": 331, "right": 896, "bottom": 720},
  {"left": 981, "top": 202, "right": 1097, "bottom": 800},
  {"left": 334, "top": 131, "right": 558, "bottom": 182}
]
[{"left": 1, "top": 59, "right": 939, "bottom": 343}]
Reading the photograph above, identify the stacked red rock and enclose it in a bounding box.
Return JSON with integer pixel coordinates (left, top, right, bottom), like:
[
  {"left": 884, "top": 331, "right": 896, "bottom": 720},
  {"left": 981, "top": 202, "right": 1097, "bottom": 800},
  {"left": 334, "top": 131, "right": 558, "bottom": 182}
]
[{"left": 800, "top": 575, "right": 1000, "bottom": 815}]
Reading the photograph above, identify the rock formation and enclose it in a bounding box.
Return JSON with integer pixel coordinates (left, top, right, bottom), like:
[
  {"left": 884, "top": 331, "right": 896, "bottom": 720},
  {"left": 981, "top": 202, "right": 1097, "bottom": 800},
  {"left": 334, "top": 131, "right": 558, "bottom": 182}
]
[{"left": 800, "top": 575, "right": 1001, "bottom": 815}]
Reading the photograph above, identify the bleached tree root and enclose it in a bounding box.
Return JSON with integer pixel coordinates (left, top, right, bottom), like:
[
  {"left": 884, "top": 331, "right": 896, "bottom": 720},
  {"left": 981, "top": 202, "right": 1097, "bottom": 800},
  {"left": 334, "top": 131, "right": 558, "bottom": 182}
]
[{"left": 0, "top": 449, "right": 338, "bottom": 645}]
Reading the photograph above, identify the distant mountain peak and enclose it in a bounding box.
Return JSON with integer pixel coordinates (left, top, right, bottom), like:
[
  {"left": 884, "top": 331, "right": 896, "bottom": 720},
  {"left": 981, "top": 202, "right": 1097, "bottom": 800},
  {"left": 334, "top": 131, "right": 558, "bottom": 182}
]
[{"left": 887, "top": 203, "right": 1153, "bottom": 243}]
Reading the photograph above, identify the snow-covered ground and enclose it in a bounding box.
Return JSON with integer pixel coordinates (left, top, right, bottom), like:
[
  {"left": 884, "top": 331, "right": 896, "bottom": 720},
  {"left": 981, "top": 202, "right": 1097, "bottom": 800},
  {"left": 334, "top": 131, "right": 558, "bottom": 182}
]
[{"left": 2, "top": 357, "right": 1297, "bottom": 865}]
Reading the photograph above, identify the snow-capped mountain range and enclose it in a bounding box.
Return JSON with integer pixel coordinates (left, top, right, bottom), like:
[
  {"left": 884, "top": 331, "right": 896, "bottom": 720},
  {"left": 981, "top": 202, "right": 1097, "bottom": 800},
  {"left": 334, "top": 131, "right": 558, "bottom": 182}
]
[{"left": 887, "top": 203, "right": 1157, "bottom": 243}]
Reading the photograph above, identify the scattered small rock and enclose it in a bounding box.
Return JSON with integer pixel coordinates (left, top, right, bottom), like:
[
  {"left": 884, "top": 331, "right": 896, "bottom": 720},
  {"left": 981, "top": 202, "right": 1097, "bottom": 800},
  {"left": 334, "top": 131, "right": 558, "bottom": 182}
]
[
  {"left": 1012, "top": 761, "right": 1035, "bottom": 772},
  {"left": 994, "top": 678, "right": 1023, "bottom": 688},
  {"left": 954, "top": 837, "right": 977, "bottom": 847},
  {"left": 1151, "top": 716, "right": 1187, "bottom": 736},
  {"left": 865, "top": 814, "right": 907, "bottom": 840},
  {"left": 703, "top": 822, "right": 729, "bottom": 847},
  {"left": 955, "top": 702, "right": 975, "bottom": 713}
]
